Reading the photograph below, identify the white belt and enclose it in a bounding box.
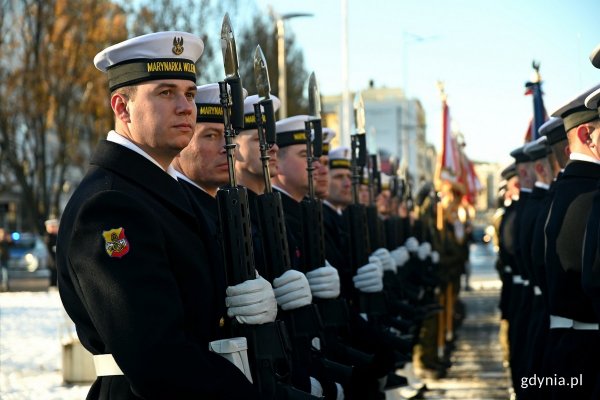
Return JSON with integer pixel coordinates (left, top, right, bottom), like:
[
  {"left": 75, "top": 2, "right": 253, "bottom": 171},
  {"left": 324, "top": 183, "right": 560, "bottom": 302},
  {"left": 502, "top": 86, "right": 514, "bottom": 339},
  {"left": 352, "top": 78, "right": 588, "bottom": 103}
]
[
  {"left": 93, "top": 354, "right": 124, "bottom": 376},
  {"left": 504, "top": 266, "right": 512, "bottom": 273},
  {"left": 533, "top": 286, "right": 542, "bottom": 296},
  {"left": 512, "top": 275, "right": 523, "bottom": 284},
  {"left": 522, "top": 279, "right": 530, "bottom": 287},
  {"left": 549, "top": 315, "right": 600, "bottom": 330}
]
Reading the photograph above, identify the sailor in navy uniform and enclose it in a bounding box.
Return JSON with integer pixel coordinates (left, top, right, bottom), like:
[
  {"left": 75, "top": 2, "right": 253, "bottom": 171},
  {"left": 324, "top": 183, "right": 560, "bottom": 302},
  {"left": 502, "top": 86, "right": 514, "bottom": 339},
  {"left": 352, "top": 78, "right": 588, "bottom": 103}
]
[
  {"left": 544, "top": 83, "right": 600, "bottom": 399},
  {"left": 57, "top": 32, "right": 265, "bottom": 399},
  {"left": 580, "top": 47, "right": 600, "bottom": 397},
  {"left": 527, "top": 117, "right": 568, "bottom": 399},
  {"left": 519, "top": 136, "right": 554, "bottom": 399},
  {"left": 506, "top": 144, "right": 534, "bottom": 395},
  {"left": 495, "top": 163, "right": 519, "bottom": 371}
]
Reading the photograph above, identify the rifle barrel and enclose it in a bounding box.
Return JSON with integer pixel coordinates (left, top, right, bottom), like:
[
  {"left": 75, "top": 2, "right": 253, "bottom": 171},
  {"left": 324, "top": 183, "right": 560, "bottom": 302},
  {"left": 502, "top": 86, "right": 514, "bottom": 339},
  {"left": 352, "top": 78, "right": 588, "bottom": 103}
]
[{"left": 219, "top": 82, "right": 238, "bottom": 187}]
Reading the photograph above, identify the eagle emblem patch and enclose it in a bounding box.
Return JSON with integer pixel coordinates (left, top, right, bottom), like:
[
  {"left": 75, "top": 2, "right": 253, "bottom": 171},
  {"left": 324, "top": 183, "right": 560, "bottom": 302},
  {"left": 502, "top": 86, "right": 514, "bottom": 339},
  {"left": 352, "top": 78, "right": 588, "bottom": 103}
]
[
  {"left": 103, "top": 227, "right": 130, "bottom": 258},
  {"left": 172, "top": 36, "right": 184, "bottom": 55}
]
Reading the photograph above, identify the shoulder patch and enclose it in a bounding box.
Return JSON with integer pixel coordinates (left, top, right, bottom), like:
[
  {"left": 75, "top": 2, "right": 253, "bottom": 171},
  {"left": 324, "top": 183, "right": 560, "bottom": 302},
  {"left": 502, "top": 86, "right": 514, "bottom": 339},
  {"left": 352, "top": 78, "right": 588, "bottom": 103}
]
[{"left": 103, "top": 227, "right": 130, "bottom": 258}]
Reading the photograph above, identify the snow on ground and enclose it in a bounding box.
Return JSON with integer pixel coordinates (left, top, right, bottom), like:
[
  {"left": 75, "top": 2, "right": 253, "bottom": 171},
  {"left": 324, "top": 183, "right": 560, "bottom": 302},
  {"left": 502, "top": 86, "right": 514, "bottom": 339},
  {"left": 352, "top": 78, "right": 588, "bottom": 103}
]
[
  {"left": 0, "top": 243, "right": 500, "bottom": 399},
  {"left": 0, "top": 290, "right": 91, "bottom": 399}
]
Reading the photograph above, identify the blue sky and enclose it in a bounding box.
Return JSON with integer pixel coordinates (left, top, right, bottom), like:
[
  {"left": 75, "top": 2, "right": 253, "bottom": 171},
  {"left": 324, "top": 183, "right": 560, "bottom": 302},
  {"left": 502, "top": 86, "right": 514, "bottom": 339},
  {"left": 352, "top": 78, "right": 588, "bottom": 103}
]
[{"left": 247, "top": 0, "right": 599, "bottom": 165}]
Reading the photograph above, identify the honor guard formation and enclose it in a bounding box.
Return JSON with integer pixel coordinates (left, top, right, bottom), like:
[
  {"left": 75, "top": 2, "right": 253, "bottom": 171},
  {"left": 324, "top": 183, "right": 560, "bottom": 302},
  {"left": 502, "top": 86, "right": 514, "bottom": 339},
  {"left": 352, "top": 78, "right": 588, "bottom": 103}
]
[
  {"left": 51, "top": 12, "right": 600, "bottom": 400},
  {"left": 493, "top": 46, "right": 600, "bottom": 399}
]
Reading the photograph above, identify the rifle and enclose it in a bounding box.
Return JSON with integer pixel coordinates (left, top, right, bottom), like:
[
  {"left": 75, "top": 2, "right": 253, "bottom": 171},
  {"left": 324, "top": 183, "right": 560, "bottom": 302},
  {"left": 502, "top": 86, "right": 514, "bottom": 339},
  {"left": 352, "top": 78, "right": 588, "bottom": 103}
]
[
  {"left": 300, "top": 72, "right": 326, "bottom": 273},
  {"left": 252, "top": 45, "right": 291, "bottom": 284},
  {"left": 299, "top": 73, "right": 373, "bottom": 373},
  {"left": 348, "top": 93, "right": 370, "bottom": 272},
  {"left": 347, "top": 93, "right": 387, "bottom": 319},
  {"left": 365, "top": 153, "right": 386, "bottom": 250},
  {"left": 384, "top": 158, "right": 403, "bottom": 249},
  {"left": 216, "top": 16, "right": 315, "bottom": 400}
]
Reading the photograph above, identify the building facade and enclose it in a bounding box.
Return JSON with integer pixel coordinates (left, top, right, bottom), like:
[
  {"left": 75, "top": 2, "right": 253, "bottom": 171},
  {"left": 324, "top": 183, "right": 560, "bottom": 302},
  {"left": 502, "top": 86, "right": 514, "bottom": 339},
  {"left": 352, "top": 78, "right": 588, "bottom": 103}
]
[{"left": 322, "top": 84, "right": 435, "bottom": 184}]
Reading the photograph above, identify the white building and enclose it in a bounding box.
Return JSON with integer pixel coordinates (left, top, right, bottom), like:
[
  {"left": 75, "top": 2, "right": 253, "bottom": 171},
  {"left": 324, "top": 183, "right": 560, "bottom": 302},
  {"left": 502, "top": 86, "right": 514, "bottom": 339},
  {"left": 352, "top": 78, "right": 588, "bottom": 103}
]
[{"left": 322, "top": 84, "right": 434, "bottom": 183}]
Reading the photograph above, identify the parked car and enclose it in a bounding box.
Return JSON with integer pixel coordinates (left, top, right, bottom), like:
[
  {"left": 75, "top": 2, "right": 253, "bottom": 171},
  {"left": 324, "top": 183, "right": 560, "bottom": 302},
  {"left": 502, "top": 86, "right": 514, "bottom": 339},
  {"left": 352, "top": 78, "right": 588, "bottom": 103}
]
[{"left": 0, "top": 232, "right": 50, "bottom": 291}]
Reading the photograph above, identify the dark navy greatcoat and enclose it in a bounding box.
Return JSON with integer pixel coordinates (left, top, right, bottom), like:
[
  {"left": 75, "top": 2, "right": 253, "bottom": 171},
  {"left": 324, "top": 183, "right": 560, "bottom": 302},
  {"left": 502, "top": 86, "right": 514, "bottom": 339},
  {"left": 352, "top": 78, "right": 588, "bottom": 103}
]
[
  {"left": 57, "top": 140, "right": 257, "bottom": 400},
  {"left": 544, "top": 159, "right": 600, "bottom": 400}
]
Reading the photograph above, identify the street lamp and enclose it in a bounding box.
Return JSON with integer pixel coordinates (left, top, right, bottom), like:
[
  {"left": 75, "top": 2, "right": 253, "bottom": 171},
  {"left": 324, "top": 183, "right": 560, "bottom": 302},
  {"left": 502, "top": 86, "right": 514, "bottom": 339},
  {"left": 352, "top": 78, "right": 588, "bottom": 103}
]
[{"left": 272, "top": 10, "right": 313, "bottom": 119}]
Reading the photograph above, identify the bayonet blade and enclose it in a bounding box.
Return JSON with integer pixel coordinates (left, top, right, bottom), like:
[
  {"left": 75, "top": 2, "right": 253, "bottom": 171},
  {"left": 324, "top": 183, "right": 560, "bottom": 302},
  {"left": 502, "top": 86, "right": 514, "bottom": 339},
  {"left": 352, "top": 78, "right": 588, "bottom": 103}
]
[
  {"left": 254, "top": 45, "right": 271, "bottom": 99},
  {"left": 308, "top": 72, "right": 321, "bottom": 118},
  {"left": 253, "top": 45, "right": 276, "bottom": 143},
  {"left": 307, "top": 72, "right": 323, "bottom": 157},
  {"left": 354, "top": 92, "right": 366, "bottom": 134},
  {"left": 221, "top": 13, "right": 239, "bottom": 79}
]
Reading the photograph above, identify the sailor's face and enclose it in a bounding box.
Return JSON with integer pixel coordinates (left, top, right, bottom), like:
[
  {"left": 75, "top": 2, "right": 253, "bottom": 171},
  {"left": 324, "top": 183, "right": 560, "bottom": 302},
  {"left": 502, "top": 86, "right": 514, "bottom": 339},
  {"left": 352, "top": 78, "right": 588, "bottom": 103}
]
[
  {"left": 177, "top": 122, "right": 229, "bottom": 190},
  {"left": 235, "top": 129, "right": 279, "bottom": 178},
  {"left": 126, "top": 80, "right": 197, "bottom": 159},
  {"left": 276, "top": 144, "right": 309, "bottom": 194},
  {"left": 358, "top": 184, "right": 370, "bottom": 205},
  {"left": 314, "top": 155, "right": 330, "bottom": 199},
  {"left": 328, "top": 169, "right": 352, "bottom": 206}
]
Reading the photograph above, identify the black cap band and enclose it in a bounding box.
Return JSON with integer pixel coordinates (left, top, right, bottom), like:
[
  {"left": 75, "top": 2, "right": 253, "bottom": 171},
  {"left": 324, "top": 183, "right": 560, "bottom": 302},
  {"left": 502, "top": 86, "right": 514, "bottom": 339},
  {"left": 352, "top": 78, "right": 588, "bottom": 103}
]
[
  {"left": 501, "top": 164, "right": 517, "bottom": 180},
  {"left": 277, "top": 129, "right": 307, "bottom": 148},
  {"left": 510, "top": 148, "right": 530, "bottom": 164},
  {"left": 525, "top": 145, "right": 551, "bottom": 161},
  {"left": 107, "top": 58, "right": 197, "bottom": 92},
  {"left": 196, "top": 104, "right": 224, "bottom": 123},
  {"left": 329, "top": 159, "right": 351, "bottom": 169},
  {"left": 562, "top": 107, "right": 599, "bottom": 132},
  {"left": 542, "top": 126, "right": 567, "bottom": 145},
  {"left": 242, "top": 113, "right": 266, "bottom": 130}
]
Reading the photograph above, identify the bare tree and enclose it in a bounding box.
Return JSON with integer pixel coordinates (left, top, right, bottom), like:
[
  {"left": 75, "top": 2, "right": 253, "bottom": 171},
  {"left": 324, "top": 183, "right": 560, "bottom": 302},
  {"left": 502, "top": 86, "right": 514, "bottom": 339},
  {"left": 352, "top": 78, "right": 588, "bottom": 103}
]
[
  {"left": 237, "top": 14, "right": 308, "bottom": 115},
  {"left": 0, "top": 0, "right": 306, "bottom": 234},
  {"left": 1, "top": 0, "right": 126, "bottom": 233}
]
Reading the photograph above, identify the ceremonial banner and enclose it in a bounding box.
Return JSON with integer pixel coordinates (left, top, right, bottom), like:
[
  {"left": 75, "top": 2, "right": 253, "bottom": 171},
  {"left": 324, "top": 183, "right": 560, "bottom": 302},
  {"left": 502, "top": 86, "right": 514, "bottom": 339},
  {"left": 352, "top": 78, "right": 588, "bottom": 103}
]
[{"left": 523, "top": 62, "right": 548, "bottom": 142}]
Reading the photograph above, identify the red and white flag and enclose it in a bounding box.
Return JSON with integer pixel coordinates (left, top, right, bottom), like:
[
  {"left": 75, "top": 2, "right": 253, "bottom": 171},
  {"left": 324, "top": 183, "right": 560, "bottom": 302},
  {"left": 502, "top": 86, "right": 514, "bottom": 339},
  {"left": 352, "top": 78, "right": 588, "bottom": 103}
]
[{"left": 438, "top": 97, "right": 461, "bottom": 184}]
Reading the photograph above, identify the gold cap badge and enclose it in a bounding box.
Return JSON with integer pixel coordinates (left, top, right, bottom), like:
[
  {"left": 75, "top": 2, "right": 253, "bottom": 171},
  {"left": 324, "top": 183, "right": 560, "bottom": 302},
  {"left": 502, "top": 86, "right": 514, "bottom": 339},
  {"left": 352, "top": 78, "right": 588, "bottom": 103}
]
[{"left": 172, "top": 36, "right": 184, "bottom": 55}]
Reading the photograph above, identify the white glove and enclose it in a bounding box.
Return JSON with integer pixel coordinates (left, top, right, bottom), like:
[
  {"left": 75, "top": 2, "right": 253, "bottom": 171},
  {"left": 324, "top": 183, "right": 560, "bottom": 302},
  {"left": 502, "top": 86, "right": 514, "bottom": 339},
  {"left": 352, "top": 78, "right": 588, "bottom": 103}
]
[
  {"left": 226, "top": 276, "right": 278, "bottom": 324},
  {"left": 335, "top": 382, "right": 345, "bottom": 400},
  {"left": 391, "top": 246, "right": 410, "bottom": 267},
  {"left": 431, "top": 250, "right": 440, "bottom": 264},
  {"left": 306, "top": 261, "right": 340, "bottom": 299},
  {"left": 369, "top": 255, "right": 383, "bottom": 272},
  {"left": 310, "top": 376, "right": 323, "bottom": 397},
  {"left": 272, "top": 269, "right": 312, "bottom": 310},
  {"left": 371, "top": 248, "right": 396, "bottom": 273},
  {"left": 418, "top": 242, "right": 432, "bottom": 261},
  {"left": 353, "top": 262, "right": 384, "bottom": 293},
  {"left": 405, "top": 236, "right": 420, "bottom": 252}
]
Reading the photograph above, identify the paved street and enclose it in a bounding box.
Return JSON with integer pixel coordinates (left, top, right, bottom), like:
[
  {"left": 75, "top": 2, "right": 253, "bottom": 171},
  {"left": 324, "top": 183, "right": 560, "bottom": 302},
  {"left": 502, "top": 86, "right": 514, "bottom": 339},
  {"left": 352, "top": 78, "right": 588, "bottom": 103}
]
[
  {"left": 420, "top": 288, "right": 511, "bottom": 399},
  {"left": 421, "top": 243, "right": 512, "bottom": 399}
]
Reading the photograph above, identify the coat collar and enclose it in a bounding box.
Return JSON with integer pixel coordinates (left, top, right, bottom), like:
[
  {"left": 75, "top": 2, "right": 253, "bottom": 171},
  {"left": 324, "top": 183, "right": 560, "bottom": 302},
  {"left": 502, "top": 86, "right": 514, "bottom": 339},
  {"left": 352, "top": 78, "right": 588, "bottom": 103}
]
[
  {"left": 562, "top": 160, "right": 600, "bottom": 180},
  {"left": 91, "top": 140, "right": 196, "bottom": 220}
]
